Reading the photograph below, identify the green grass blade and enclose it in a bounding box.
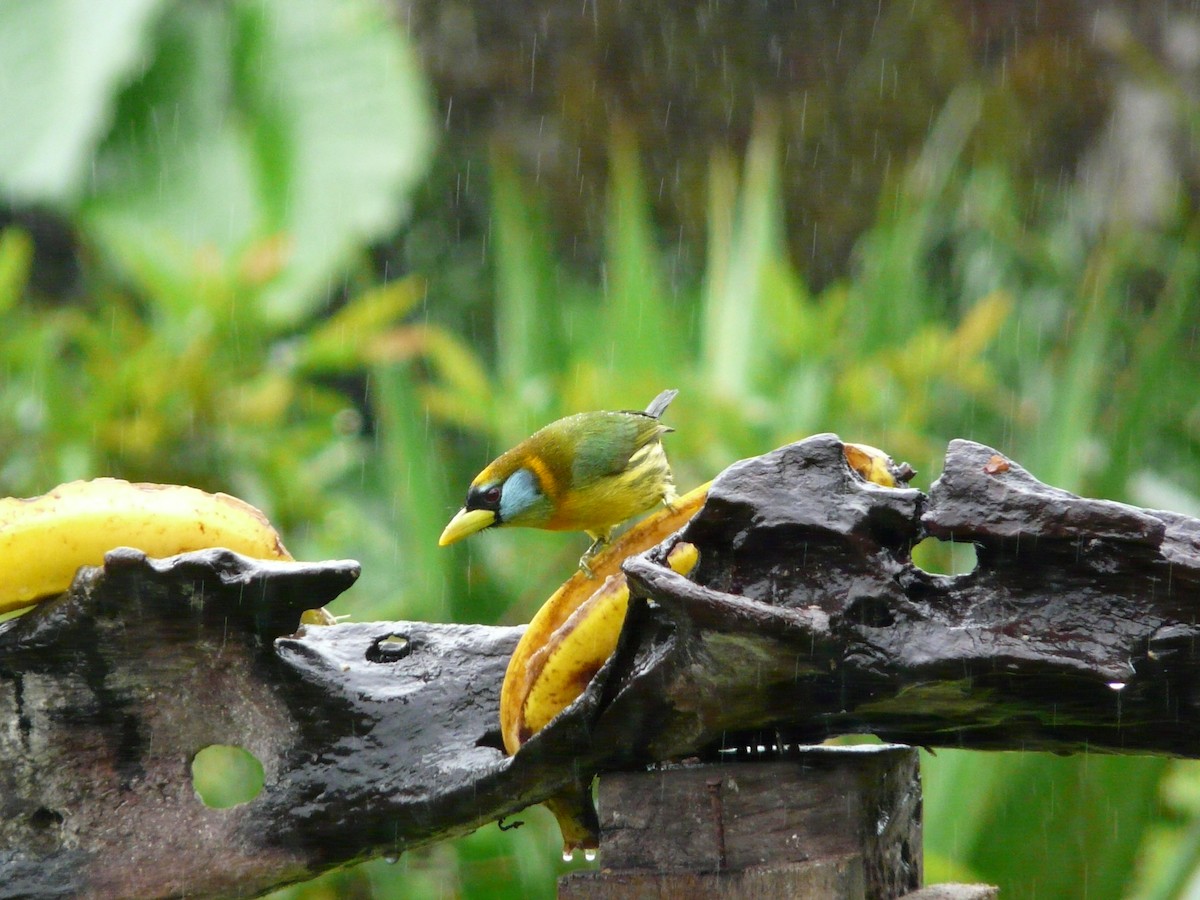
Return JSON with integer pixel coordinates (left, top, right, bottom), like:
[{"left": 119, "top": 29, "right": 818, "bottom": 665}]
[
  {"left": 489, "top": 149, "right": 558, "bottom": 431},
  {"left": 700, "top": 115, "right": 782, "bottom": 402},
  {"left": 597, "top": 127, "right": 673, "bottom": 386}
]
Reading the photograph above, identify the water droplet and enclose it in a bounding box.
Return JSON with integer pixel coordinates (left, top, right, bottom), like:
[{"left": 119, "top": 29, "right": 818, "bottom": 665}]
[
  {"left": 562, "top": 849, "right": 575, "bottom": 863},
  {"left": 584, "top": 848, "right": 598, "bottom": 862},
  {"left": 384, "top": 852, "right": 400, "bottom": 865},
  {"left": 1107, "top": 681, "right": 1127, "bottom": 691}
]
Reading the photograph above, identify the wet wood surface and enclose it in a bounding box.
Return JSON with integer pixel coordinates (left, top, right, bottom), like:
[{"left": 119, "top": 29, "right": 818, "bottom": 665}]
[
  {"left": 3, "top": 435, "right": 1197, "bottom": 897},
  {"left": 559, "top": 748, "right": 920, "bottom": 899}
]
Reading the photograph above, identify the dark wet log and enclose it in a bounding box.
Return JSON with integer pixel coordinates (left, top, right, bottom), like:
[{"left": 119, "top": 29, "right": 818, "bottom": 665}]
[
  {"left": 0, "top": 551, "right": 569, "bottom": 899},
  {"left": 597, "top": 435, "right": 1200, "bottom": 761},
  {"left": 3, "top": 434, "right": 1199, "bottom": 897}
]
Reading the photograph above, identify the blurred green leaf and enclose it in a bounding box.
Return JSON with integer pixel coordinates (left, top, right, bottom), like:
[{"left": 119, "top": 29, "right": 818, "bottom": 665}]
[
  {"left": 490, "top": 150, "right": 559, "bottom": 427},
  {"left": 600, "top": 127, "right": 679, "bottom": 388},
  {"left": 80, "top": 0, "right": 432, "bottom": 325},
  {"left": 297, "top": 276, "right": 426, "bottom": 373},
  {"left": 0, "top": 0, "right": 168, "bottom": 205},
  {"left": 191, "top": 744, "right": 265, "bottom": 809},
  {"left": 927, "top": 751, "right": 1165, "bottom": 900},
  {"left": 1100, "top": 226, "right": 1200, "bottom": 498},
  {"left": 849, "top": 84, "right": 983, "bottom": 352},
  {"left": 701, "top": 114, "right": 786, "bottom": 403},
  {"left": 371, "top": 362, "right": 458, "bottom": 623},
  {"left": 0, "top": 229, "right": 34, "bottom": 313}
]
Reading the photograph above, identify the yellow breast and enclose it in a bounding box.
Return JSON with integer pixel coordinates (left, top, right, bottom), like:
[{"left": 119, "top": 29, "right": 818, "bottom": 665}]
[{"left": 545, "top": 442, "right": 674, "bottom": 535}]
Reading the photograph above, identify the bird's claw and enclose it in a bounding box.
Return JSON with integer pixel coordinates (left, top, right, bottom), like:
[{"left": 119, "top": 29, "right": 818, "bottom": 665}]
[{"left": 578, "top": 535, "right": 610, "bottom": 579}]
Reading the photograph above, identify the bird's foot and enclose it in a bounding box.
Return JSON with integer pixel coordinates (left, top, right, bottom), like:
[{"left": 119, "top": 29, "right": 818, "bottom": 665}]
[{"left": 577, "top": 535, "right": 610, "bottom": 579}]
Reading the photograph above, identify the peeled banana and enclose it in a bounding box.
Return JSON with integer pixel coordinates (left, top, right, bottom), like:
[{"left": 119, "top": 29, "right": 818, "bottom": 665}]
[
  {"left": 0, "top": 478, "right": 292, "bottom": 613},
  {"left": 500, "top": 482, "right": 711, "bottom": 757},
  {"left": 843, "top": 441, "right": 913, "bottom": 487},
  {"left": 497, "top": 482, "right": 708, "bottom": 856}
]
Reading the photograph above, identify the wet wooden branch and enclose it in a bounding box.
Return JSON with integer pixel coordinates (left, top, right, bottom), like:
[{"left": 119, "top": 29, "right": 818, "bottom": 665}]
[
  {"left": 605, "top": 435, "right": 1200, "bottom": 761},
  {"left": 3, "top": 435, "right": 1198, "bottom": 897}
]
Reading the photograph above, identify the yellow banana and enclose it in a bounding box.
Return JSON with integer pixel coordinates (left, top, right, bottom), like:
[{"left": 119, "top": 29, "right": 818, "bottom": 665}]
[
  {"left": 843, "top": 441, "right": 912, "bottom": 487},
  {"left": 519, "top": 540, "right": 700, "bottom": 741},
  {"left": 512, "top": 539, "right": 702, "bottom": 857},
  {"left": 0, "top": 478, "right": 292, "bottom": 613},
  {"left": 500, "top": 481, "right": 711, "bottom": 756},
  {"left": 499, "top": 483, "right": 708, "bottom": 857}
]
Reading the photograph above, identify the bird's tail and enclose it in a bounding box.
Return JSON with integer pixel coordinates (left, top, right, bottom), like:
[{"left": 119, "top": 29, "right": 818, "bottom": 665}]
[{"left": 643, "top": 388, "right": 679, "bottom": 419}]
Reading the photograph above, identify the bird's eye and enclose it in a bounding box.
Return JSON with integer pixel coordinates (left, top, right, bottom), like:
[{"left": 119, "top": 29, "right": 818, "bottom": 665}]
[{"left": 483, "top": 486, "right": 502, "bottom": 505}]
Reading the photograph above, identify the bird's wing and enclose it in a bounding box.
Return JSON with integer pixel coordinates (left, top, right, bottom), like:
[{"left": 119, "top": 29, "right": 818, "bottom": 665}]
[{"left": 569, "top": 412, "right": 666, "bottom": 483}]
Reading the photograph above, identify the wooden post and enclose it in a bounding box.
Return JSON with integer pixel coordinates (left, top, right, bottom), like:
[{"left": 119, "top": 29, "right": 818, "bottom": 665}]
[{"left": 559, "top": 745, "right": 925, "bottom": 899}]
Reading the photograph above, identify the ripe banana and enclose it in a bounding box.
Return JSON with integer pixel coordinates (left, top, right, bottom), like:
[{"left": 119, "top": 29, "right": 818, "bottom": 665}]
[
  {"left": 843, "top": 441, "right": 914, "bottom": 487},
  {"left": 498, "top": 482, "right": 708, "bottom": 857},
  {"left": 501, "top": 439, "right": 910, "bottom": 855},
  {"left": 500, "top": 482, "right": 711, "bottom": 757},
  {"left": 0, "top": 478, "right": 292, "bottom": 613}
]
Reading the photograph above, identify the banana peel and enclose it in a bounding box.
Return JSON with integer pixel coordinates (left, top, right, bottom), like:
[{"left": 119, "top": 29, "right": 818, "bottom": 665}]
[
  {"left": 0, "top": 478, "right": 295, "bottom": 615},
  {"left": 520, "top": 539, "right": 704, "bottom": 858},
  {"left": 843, "top": 441, "right": 915, "bottom": 488},
  {"left": 520, "top": 539, "right": 702, "bottom": 743},
  {"left": 498, "top": 483, "right": 708, "bottom": 857},
  {"left": 500, "top": 482, "right": 712, "bottom": 757},
  {"left": 501, "top": 440, "right": 911, "bottom": 856}
]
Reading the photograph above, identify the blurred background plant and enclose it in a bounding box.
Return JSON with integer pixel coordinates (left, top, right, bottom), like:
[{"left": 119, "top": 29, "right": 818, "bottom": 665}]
[{"left": 4, "top": 0, "right": 1200, "bottom": 897}]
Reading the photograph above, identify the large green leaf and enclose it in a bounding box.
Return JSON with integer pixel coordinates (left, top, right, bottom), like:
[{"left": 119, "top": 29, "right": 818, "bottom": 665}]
[
  {"left": 81, "top": 0, "right": 433, "bottom": 325},
  {"left": 0, "top": 0, "right": 168, "bottom": 205},
  {"left": 926, "top": 750, "right": 1167, "bottom": 898}
]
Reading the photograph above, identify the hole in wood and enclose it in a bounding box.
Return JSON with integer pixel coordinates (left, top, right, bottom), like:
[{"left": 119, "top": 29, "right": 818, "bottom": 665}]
[
  {"left": 475, "top": 726, "right": 506, "bottom": 752},
  {"left": 911, "top": 535, "right": 978, "bottom": 575},
  {"left": 28, "top": 807, "right": 63, "bottom": 830},
  {"left": 367, "top": 633, "right": 413, "bottom": 663},
  {"left": 192, "top": 744, "right": 265, "bottom": 809},
  {"left": 844, "top": 595, "right": 896, "bottom": 628}
]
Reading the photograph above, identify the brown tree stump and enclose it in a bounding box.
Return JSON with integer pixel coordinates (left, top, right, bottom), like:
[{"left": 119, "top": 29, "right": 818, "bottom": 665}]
[{"left": 559, "top": 746, "right": 922, "bottom": 900}]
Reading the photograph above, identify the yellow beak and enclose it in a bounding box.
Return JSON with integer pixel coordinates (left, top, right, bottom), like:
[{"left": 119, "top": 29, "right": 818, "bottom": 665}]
[{"left": 438, "top": 507, "right": 497, "bottom": 546}]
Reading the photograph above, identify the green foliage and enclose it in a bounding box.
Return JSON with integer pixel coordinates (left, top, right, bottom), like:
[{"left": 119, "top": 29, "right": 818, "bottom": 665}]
[
  {"left": 0, "top": 0, "right": 431, "bottom": 324},
  {"left": 0, "top": 259, "right": 425, "bottom": 527},
  {"left": 0, "top": 0, "right": 169, "bottom": 204},
  {"left": 192, "top": 744, "right": 266, "bottom": 809},
  {"left": 0, "top": 0, "right": 435, "bottom": 619},
  {"left": 93, "top": 0, "right": 429, "bottom": 323},
  {"left": 925, "top": 750, "right": 1168, "bottom": 898},
  {"left": 4, "top": 7, "right": 1200, "bottom": 895}
]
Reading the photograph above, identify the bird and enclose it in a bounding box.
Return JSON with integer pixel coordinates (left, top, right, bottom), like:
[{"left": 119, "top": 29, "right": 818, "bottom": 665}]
[{"left": 438, "top": 389, "right": 680, "bottom": 574}]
